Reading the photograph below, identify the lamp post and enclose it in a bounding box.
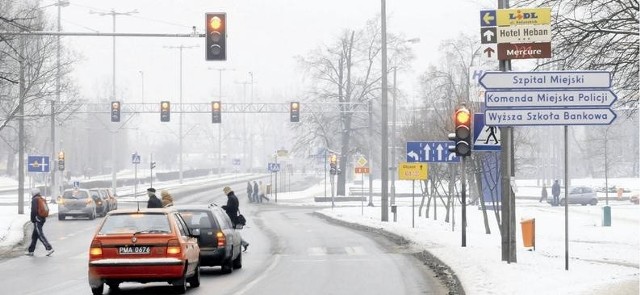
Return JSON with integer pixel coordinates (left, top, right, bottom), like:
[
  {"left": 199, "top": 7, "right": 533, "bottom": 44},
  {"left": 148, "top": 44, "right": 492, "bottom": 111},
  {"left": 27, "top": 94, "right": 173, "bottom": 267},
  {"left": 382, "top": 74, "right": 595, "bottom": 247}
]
[
  {"left": 390, "top": 38, "right": 420, "bottom": 220},
  {"left": 208, "top": 68, "right": 235, "bottom": 175},
  {"left": 138, "top": 71, "right": 144, "bottom": 103},
  {"left": 165, "top": 44, "right": 198, "bottom": 184},
  {"left": 90, "top": 8, "right": 138, "bottom": 194}
]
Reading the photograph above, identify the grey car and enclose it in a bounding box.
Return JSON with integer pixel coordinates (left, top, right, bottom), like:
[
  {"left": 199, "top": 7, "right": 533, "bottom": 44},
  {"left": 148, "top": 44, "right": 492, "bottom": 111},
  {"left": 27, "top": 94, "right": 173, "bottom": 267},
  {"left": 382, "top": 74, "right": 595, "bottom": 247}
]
[
  {"left": 548, "top": 186, "right": 598, "bottom": 206},
  {"left": 59, "top": 188, "right": 98, "bottom": 220}
]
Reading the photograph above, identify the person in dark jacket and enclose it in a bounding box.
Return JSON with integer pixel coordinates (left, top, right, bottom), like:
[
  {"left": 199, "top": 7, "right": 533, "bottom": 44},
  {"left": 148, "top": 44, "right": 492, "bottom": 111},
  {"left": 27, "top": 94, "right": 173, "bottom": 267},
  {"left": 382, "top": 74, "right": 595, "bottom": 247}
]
[
  {"left": 146, "top": 188, "right": 162, "bottom": 208},
  {"left": 246, "top": 181, "right": 254, "bottom": 203},
  {"left": 25, "top": 189, "right": 54, "bottom": 256},
  {"left": 253, "top": 181, "right": 260, "bottom": 203},
  {"left": 551, "top": 180, "right": 561, "bottom": 206},
  {"left": 222, "top": 186, "right": 249, "bottom": 251},
  {"left": 539, "top": 184, "right": 548, "bottom": 203}
]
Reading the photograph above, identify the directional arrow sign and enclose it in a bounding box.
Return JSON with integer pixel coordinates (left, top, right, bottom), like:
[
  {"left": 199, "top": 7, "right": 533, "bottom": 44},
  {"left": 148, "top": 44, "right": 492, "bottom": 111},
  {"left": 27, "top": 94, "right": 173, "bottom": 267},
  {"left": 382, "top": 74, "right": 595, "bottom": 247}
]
[
  {"left": 481, "top": 27, "right": 496, "bottom": 44},
  {"left": 480, "top": 10, "right": 496, "bottom": 27},
  {"left": 480, "top": 71, "right": 612, "bottom": 90},
  {"left": 485, "top": 89, "right": 617, "bottom": 109},
  {"left": 485, "top": 108, "right": 617, "bottom": 126},
  {"left": 406, "top": 141, "right": 460, "bottom": 163}
]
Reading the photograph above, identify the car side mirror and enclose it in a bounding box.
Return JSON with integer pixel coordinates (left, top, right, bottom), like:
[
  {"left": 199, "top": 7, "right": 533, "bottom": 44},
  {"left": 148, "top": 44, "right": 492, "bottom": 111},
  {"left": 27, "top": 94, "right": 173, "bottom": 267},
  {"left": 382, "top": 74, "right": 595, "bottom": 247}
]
[
  {"left": 190, "top": 228, "right": 201, "bottom": 237},
  {"left": 234, "top": 224, "right": 244, "bottom": 230}
]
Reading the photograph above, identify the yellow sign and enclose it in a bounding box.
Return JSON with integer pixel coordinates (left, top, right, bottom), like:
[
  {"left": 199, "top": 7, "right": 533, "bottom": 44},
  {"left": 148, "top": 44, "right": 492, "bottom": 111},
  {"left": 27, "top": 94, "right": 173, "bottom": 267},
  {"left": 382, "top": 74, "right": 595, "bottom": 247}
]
[
  {"left": 496, "top": 8, "right": 551, "bottom": 26},
  {"left": 398, "top": 162, "right": 428, "bottom": 180},
  {"left": 357, "top": 155, "right": 367, "bottom": 167}
]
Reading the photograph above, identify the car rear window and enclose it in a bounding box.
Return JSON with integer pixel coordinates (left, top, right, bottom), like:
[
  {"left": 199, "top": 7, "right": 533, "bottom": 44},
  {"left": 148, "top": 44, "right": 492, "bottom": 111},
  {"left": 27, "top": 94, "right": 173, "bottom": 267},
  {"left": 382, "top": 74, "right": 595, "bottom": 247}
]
[
  {"left": 99, "top": 213, "right": 171, "bottom": 234},
  {"left": 63, "top": 190, "right": 89, "bottom": 199},
  {"left": 178, "top": 210, "right": 216, "bottom": 229}
]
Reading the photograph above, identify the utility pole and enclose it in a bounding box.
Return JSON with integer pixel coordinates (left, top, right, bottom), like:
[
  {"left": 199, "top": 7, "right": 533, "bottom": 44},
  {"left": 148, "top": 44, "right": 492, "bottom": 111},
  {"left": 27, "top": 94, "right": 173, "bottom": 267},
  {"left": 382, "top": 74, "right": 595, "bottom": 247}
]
[
  {"left": 52, "top": 0, "right": 68, "bottom": 201},
  {"left": 91, "top": 8, "right": 138, "bottom": 194},
  {"left": 139, "top": 71, "right": 144, "bottom": 103},
  {"left": 380, "top": 0, "right": 389, "bottom": 222},
  {"left": 165, "top": 44, "right": 198, "bottom": 184},
  {"left": 236, "top": 80, "right": 251, "bottom": 172},
  {"left": 18, "top": 36, "right": 25, "bottom": 214},
  {"left": 248, "top": 72, "right": 255, "bottom": 172},
  {"left": 209, "top": 68, "right": 235, "bottom": 175}
]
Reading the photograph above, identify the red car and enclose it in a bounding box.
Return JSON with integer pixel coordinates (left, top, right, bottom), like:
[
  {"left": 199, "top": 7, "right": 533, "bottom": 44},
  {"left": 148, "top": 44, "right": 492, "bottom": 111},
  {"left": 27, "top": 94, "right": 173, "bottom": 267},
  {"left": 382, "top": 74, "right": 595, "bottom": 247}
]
[{"left": 88, "top": 209, "right": 201, "bottom": 294}]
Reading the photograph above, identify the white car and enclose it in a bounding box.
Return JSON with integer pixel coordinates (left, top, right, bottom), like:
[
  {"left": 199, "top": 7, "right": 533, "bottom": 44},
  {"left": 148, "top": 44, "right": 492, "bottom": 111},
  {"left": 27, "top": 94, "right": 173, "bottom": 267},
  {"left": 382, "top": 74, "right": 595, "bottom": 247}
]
[{"left": 548, "top": 186, "right": 598, "bottom": 206}]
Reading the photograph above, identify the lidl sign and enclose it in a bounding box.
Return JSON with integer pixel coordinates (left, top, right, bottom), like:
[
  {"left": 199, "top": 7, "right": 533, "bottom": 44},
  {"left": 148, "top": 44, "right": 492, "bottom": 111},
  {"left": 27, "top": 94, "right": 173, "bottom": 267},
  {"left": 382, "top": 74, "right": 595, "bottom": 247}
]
[{"left": 496, "top": 8, "right": 551, "bottom": 26}]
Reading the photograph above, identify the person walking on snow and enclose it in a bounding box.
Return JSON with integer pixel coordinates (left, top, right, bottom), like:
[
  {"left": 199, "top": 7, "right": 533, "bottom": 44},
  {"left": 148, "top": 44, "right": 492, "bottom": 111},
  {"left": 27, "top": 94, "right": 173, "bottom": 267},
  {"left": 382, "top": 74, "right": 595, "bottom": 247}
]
[
  {"left": 161, "top": 190, "right": 174, "bottom": 207},
  {"left": 539, "top": 184, "right": 548, "bottom": 203},
  {"left": 253, "top": 181, "right": 260, "bottom": 203},
  {"left": 551, "top": 180, "right": 561, "bottom": 206},
  {"left": 25, "top": 189, "right": 54, "bottom": 256},
  {"left": 222, "top": 186, "right": 249, "bottom": 251},
  {"left": 146, "top": 188, "right": 162, "bottom": 208},
  {"left": 246, "top": 181, "right": 254, "bottom": 203}
]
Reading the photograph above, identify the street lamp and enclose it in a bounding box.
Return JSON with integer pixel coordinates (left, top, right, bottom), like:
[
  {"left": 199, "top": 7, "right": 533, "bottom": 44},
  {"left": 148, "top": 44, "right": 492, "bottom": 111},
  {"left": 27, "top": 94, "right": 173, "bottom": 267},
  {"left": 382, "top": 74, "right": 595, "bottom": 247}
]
[
  {"left": 138, "top": 71, "right": 144, "bottom": 103},
  {"left": 390, "top": 38, "right": 420, "bottom": 220},
  {"left": 208, "top": 67, "right": 235, "bottom": 175}
]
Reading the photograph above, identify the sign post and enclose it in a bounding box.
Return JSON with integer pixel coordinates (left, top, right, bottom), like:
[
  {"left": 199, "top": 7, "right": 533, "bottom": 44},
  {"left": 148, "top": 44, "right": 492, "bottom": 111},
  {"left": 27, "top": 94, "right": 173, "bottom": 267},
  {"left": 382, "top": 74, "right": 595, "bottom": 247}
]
[
  {"left": 398, "top": 162, "right": 428, "bottom": 228},
  {"left": 132, "top": 152, "right": 141, "bottom": 204}
]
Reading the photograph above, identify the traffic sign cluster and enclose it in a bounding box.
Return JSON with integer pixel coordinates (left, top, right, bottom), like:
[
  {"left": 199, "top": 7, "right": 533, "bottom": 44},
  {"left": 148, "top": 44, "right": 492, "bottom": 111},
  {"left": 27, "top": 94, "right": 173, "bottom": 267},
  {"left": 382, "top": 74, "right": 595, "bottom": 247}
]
[
  {"left": 480, "top": 71, "right": 617, "bottom": 126},
  {"left": 480, "top": 8, "right": 552, "bottom": 60}
]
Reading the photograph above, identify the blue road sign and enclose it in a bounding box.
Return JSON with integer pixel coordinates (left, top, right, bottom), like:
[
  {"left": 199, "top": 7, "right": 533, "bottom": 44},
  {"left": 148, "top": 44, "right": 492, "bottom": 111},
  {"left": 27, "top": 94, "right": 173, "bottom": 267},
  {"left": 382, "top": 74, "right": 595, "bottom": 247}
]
[
  {"left": 27, "top": 155, "right": 50, "bottom": 173},
  {"left": 268, "top": 163, "right": 281, "bottom": 172},
  {"left": 473, "top": 114, "right": 501, "bottom": 151},
  {"left": 485, "top": 108, "right": 617, "bottom": 126},
  {"left": 480, "top": 10, "right": 496, "bottom": 27},
  {"left": 131, "top": 153, "right": 141, "bottom": 164},
  {"left": 406, "top": 141, "right": 460, "bottom": 163},
  {"left": 479, "top": 71, "right": 612, "bottom": 90},
  {"left": 232, "top": 159, "right": 241, "bottom": 166}
]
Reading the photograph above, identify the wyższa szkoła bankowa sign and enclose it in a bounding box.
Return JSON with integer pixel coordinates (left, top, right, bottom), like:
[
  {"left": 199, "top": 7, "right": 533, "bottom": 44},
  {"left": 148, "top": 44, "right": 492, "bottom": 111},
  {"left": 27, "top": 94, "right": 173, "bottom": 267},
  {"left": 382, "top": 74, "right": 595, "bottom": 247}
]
[{"left": 480, "top": 71, "right": 616, "bottom": 126}]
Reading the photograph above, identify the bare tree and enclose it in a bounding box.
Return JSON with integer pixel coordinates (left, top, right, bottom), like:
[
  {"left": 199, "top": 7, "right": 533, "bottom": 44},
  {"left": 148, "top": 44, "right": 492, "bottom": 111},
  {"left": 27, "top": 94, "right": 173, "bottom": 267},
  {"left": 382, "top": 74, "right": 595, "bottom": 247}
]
[
  {"left": 516, "top": 0, "right": 639, "bottom": 113},
  {"left": 295, "top": 17, "right": 413, "bottom": 195}
]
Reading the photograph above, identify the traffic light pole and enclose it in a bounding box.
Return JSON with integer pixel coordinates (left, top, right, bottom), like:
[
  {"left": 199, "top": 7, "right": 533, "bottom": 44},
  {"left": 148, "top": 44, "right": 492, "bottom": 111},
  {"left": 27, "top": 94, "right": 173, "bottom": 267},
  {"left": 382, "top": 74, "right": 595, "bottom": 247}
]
[{"left": 461, "top": 157, "right": 467, "bottom": 247}]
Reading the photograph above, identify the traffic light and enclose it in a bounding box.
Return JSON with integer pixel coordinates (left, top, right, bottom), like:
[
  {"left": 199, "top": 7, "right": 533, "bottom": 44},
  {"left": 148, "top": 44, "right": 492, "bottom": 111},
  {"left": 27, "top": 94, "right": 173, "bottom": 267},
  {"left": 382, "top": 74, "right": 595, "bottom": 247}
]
[
  {"left": 111, "top": 101, "right": 121, "bottom": 122},
  {"left": 212, "top": 101, "right": 221, "bottom": 123},
  {"left": 150, "top": 161, "right": 156, "bottom": 169},
  {"left": 448, "top": 106, "right": 472, "bottom": 157},
  {"left": 160, "top": 101, "right": 170, "bottom": 122},
  {"left": 329, "top": 154, "right": 337, "bottom": 174},
  {"left": 205, "top": 13, "right": 227, "bottom": 61},
  {"left": 290, "top": 101, "right": 300, "bottom": 122},
  {"left": 57, "top": 151, "right": 65, "bottom": 171}
]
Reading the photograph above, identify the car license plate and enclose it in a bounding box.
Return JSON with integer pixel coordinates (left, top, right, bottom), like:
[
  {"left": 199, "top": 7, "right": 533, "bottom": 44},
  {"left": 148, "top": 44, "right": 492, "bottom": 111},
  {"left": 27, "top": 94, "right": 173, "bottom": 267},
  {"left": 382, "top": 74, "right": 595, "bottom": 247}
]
[{"left": 118, "top": 246, "right": 151, "bottom": 254}]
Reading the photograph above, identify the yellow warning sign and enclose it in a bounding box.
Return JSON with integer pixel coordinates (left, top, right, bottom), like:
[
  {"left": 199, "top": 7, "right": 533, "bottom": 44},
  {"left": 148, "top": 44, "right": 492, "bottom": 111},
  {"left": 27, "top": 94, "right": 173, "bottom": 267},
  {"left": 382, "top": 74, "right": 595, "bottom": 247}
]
[{"left": 398, "top": 162, "right": 428, "bottom": 180}]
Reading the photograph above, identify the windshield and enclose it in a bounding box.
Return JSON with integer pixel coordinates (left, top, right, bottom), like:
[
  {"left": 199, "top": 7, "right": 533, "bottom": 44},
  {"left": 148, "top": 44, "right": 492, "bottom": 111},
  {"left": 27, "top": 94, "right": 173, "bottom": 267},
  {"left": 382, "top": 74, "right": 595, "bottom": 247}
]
[
  {"left": 62, "top": 190, "right": 89, "bottom": 199},
  {"left": 99, "top": 213, "right": 172, "bottom": 235}
]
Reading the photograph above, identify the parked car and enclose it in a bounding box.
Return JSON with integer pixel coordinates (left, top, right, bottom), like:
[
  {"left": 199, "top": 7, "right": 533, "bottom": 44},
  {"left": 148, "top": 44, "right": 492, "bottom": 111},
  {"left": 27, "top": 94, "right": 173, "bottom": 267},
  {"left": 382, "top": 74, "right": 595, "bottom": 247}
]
[
  {"left": 548, "top": 186, "right": 598, "bottom": 206},
  {"left": 88, "top": 189, "right": 109, "bottom": 217},
  {"left": 630, "top": 194, "right": 639, "bottom": 205},
  {"left": 58, "top": 188, "right": 98, "bottom": 220},
  {"left": 88, "top": 208, "right": 201, "bottom": 294},
  {"left": 98, "top": 188, "right": 118, "bottom": 211},
  {"left": 175, "top": 204, "right": 243, "bottom": 273}
]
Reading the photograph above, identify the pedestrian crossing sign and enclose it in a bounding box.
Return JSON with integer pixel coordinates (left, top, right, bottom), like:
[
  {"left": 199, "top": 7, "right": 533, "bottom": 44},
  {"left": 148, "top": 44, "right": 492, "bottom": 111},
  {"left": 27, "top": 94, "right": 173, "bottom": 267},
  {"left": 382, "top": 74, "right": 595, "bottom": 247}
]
[{"left": 473, "top": 113, "right": 501, "bottom": 151}]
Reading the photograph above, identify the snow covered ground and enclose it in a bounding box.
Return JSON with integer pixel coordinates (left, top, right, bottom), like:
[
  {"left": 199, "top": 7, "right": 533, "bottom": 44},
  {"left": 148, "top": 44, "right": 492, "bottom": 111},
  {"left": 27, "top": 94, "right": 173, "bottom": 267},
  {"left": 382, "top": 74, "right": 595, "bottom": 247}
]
[{"left": 0, "top": 175, "right": 638, "bottom": 294}]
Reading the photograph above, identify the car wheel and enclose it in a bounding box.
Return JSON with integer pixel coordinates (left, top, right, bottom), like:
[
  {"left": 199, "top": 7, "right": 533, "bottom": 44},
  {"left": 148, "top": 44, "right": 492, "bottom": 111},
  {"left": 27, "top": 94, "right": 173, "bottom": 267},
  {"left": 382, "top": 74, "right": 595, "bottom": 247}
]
[
  {"left": 590, "top": 198, "right": 598, "bottom": 206},
  {"left": 173, "top": 268, "right": 187, "bottom": 294},
  {"left": 89, "top": 210, "right": 96, "bottom": 220},
  {"left": 187, "top": 263, "right": 200, "bottom": 288},
  {"left": 58, "top": 214, "right": 65, "bottom": 221},
  {"left": 106, "top": 282, "right": 120, "bottom": 291},
  {"left": 221, "top": 255, "right": 234, "bottom": 274},
  {"left": 90, "top": 284, "right": 104, "bottom": 295},
  {"left": 233, "top": 250, "right": 242, "bottom": 269}
]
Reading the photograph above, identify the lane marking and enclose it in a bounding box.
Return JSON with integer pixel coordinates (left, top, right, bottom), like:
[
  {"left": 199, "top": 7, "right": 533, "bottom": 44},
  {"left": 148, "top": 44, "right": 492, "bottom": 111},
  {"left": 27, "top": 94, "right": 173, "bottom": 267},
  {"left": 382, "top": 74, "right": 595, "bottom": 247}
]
[{"left": 235, "top": 254, "right": 281, "bottom": 295}]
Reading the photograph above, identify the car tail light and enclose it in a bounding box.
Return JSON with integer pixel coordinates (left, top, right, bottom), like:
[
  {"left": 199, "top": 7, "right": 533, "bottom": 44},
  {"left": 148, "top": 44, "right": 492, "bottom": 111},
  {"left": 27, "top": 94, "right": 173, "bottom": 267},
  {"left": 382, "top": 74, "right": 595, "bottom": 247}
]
[
  {"left": 167, "top": 239, "right": 181, "bottom": 255},
  {"left": 216, "top": 231, "right": 225, "bottom": 248},
  {"left": 89, "top": 240, "right": 102, "bottom": 257}
]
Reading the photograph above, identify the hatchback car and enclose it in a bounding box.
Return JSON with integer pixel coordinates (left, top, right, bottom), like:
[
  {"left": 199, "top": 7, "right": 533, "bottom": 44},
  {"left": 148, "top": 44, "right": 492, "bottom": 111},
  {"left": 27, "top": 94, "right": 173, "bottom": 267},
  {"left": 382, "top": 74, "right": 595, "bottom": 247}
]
[
  {"left": 88, "top": 208, "right": 200, "bottom": 294},
  {"left": 175, "top": 204, "right": 242, "bottom": 273},
  {"left": 97, "top": 188, "right": 118, "bottom": 212},
  {"left": 59, "top": 188, "right": 98, "bottom": 220},
  {"left": 88, "top": 189, "right": 109, "bottom": 217},
  {"left": 547, "top": 186, "right": 598, "bottom": 206}
]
